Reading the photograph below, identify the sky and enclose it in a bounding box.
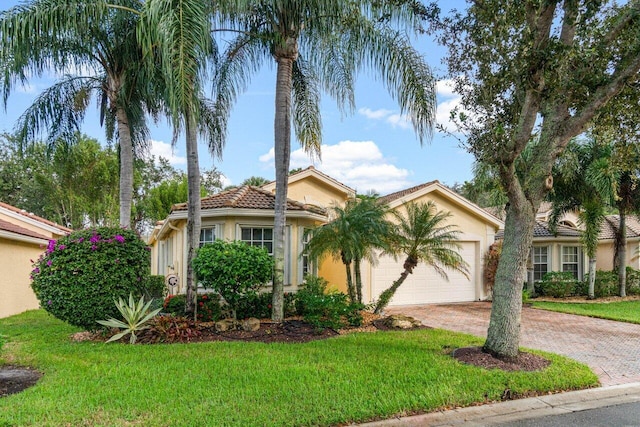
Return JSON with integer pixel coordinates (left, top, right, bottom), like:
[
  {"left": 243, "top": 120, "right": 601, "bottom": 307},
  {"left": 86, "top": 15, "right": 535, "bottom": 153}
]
[{"left": 0, "top": 1, "right": 472, "bottom": 195}]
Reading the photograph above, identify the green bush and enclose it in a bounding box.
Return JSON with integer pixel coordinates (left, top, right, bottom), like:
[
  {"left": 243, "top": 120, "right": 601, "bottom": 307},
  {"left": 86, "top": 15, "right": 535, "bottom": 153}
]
[
  {"left": 30, "top": 227, "right": 150, "bottom": 331},
  {"left": 162, "top": 293, "right": 222, "bottom": 322},
  {"left": 593, "top": 271, "right": 618, "bottom": 297},
  {"left": 536, "top": 271, "right": 579, "bottom": 298},
  {"left": 235, "top": 292, "right": 297, "bottom": 319},
  {"left": 295, "top": 276, "right": 362, "bottom": 330},
  {"left": 626, "top": 267, "right": 640, "bottom": 295},
  {"left": 192, "top": 240, "right": 274, "bottom": 319},
  {"left": 144, "top": 275, "right": 167, "bottom": 299}
]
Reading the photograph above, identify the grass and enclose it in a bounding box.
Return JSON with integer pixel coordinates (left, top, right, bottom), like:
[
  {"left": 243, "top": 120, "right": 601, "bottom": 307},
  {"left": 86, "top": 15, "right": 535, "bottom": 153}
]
[
  {"left": 0, "top": 310, "right": 597, "bottom": 427},
  {"left": 532, "top": 299, "right": 640, "bottom": 324}
]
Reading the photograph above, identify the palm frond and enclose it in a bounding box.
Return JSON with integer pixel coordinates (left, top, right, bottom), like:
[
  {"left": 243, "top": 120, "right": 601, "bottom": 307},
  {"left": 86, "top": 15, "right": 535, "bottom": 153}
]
[{"left": 291, "top": 59, "right": 322, "bottom": 158}]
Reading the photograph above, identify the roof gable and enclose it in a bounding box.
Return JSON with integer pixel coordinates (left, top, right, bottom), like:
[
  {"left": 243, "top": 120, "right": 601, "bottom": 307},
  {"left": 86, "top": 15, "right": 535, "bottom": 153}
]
[
  {"left": 0, "top": 218, "right": 49, "bottom": 241},
  {"left": 262, "top": 166, "right": 355, "bottom": 199},
  {"left": 171, "top": 185, "right": 326, "bottom": 215},
  {"left": 0, "top": 201, "right": 71, "bottom": 235}
]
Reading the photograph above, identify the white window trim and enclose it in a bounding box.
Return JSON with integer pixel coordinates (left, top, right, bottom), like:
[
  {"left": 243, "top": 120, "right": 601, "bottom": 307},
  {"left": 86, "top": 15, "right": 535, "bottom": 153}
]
[
  {"left": 298, "top": 226, "right": 315, "bottom": 284},
  {"left": 531, "top": 245, "right": 551, "bottom": 282},
  {"left": 560, "top": 245, "right": 583, "bottom": 279}
]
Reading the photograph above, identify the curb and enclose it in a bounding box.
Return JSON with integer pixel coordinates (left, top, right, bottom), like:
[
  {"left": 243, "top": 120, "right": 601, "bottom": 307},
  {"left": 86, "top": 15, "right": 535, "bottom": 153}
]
[{"left": 357, "top": 382, "right": 640, "bottom": 426}]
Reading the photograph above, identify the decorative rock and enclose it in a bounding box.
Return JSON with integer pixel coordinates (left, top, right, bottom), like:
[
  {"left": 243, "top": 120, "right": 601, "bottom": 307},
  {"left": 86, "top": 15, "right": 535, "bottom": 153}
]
[
  {"left": 214, "top": 319, "right": 235, "bottom": 332},
  {"left": 241, "top": 317, "right": 261, "bottom": 332},
  {"left": 384, "top": 314, "right": 423, "bottom": 329}
]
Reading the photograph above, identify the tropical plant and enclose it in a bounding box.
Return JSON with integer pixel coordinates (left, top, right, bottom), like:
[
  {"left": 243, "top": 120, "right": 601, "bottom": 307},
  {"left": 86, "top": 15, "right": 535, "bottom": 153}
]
[
  {"left": 192, "top": 240, "right": 274, "bottom": 320},
  {"left": 97, "top": 294, "right": 162, "bottom": 344},
  {"left": 295, "top": 276, "right": 361, "bottom": 331},
  {"left": 437, "top": 0, "right": 640, "bottom": 358},
  {"left": 0, "top": 0, "right": 161, "bottom": 228},
  {"left": 215, "top": 0, "right": 437, "bottom": 321},
  {"left": 139, "top": 0, "right": 224, "bottom": 317},
  {"left": 30, "top": 227, "right": 151, "bottom": 331},
  {"left": 241, "top": 176, "right": 270, "bottom": 187},
  {"left": 374, "top": 201, "right": 469, "bottom": 314},
  {"left": 305, "top": 197, "right": 392, "bottom": 304}
]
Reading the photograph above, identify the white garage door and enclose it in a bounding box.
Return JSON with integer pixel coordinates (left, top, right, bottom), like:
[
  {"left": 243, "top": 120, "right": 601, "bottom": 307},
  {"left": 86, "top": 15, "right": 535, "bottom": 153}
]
[{"left": 371, "top": 241, "right": 477, "bottom": 305}]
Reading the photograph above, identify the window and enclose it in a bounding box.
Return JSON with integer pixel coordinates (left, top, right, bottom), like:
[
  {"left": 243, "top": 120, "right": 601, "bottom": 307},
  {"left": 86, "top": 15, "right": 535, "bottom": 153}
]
[
  {"left": 562, "top": 246, "right": 580, "bottom": 279},
  {"left": 240, "top": 227, "right": 273, "bottom": 254},
  {"left": 199, "top": 227, "right": 216, "bottom": 247},
  {"left": 299, "top": 228, "right": 313, "bottom": 282},
  {"left": 532, "top": 246, "right": 548, "bottom": 281}
]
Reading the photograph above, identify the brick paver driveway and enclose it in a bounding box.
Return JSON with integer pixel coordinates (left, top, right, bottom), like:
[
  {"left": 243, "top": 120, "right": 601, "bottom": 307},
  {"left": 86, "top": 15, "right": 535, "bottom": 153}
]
[{"left": 387, "top": 302, "right": 640, "bottom": 386}]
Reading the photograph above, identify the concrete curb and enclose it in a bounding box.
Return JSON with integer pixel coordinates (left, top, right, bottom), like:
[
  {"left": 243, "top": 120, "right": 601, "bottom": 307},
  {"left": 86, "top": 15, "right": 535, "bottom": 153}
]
[{"left": 357, "top": 382, "right": 640, "bottom": 426}]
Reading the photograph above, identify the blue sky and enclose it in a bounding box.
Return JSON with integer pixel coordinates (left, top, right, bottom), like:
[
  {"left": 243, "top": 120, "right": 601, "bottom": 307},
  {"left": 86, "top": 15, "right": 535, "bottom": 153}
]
[{"left": 0, "top": 1, "right": 472, "bottom": 195}]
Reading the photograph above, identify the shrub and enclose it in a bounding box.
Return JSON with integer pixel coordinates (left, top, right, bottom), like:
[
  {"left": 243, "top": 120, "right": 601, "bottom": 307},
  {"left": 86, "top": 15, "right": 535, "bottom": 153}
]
[
  {"left": 235, "top": 292, "right": 297, "bottom": 319},
  {"left": 594, "top": 271, "right": 618, "bottom": 297},
  {"left": 162, "top": 293, "right": 222, "bottom": 322},
  {"left": 536, "top": 272, "right": 578, "bottom": 298},
  {"left": 30, "top": 227, "right": 150, "bottom": 331},
  {"left": 138, "top": 316, "right": 201, "bottom": 344},
  {"left": 192, "top": 240, "right": 274, "bottom": 319},
  {"left": 295, "top": 276, "right": 362, "bottom": 330},
  {"left": 626, "top": 267, "right": 640, "bottom": 295},
  {"left": 144, "top": 275, "right": 167, "bottom": 299},
  {"left": 96, "top": 294, "right": 162, "bottom": 344}
]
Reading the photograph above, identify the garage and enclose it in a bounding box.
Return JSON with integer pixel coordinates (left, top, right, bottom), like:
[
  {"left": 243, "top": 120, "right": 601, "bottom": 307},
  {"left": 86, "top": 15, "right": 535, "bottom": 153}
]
[{"left": 371, "top": 241, "right": 478, "bottom": 305}]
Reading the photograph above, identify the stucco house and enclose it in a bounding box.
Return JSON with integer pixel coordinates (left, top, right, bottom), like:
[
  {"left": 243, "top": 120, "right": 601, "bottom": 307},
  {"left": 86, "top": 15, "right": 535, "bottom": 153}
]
[
  {"left": 0, "top": 202, "right": 71, "bottom": 318},
  {"left": 149, "top": 167, "right": 503, "bottom": 307}
]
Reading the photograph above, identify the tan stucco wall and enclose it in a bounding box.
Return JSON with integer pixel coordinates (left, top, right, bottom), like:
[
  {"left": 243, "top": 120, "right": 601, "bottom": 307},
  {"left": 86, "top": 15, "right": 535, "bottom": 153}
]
[
  {"left": 596, "top": 240, "right": 640, "bottom": 271},
  {"left": 0, "top": 239, "right": 43, "bottom": 318},
  {"left": 283, "top": 178, "right": 350, "bottom": 209}
]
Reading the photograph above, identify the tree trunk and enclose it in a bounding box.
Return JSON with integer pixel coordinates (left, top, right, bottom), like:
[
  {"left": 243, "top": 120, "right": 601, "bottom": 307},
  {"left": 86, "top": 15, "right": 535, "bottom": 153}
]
[
  {"left": 115, "top": 107, "right": 134, "bottom": 228},
  {"left": 374, "top": 262, "right": 414, "bottom": 314},
  {"left": 354, "top": 257, "right": 363, "bottom": 304},
  {"left": 618, "top": 210, "right": 627, "bottom": 297},
  {"left": 344, "top": 260, "right": 356, "bottom": 303},
  {"left": 184, "top": 113, "right": 201, "bottom": 319},
  {"left": 588, "top": 258, "right": 596, "bottom": 299},
  {"left": 271, "top": 44, "right": 296, "bottom": 322},
  {"left": 484, "top": 203, "right": 535, "bottom": 359}
]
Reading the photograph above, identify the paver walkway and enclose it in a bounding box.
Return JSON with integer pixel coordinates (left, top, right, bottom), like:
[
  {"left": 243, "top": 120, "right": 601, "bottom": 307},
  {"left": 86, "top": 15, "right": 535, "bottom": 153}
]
[{"left": 387, "top": 302, "right": 640, "bottom": 386}]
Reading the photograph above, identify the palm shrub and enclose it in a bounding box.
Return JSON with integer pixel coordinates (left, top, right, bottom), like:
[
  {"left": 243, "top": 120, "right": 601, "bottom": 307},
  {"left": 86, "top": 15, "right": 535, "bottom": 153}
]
[
  {"left": 97, "top": 294, "right": 162, "bottom": 344},
  {"left": 30, "top": 227, "right": 151, "bottom": 331},
  {"left": 192, "top": 240, "right": 274, "bottom": 320}
]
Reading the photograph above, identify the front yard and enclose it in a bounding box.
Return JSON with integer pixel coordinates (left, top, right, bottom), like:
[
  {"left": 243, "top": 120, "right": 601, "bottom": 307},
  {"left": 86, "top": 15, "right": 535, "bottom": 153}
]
[
  {"left": 0, "top": 310, "right": 597, "bottom": 427},
  {"left": 532, "top": 299, "right": 640, "bottom": 324}
]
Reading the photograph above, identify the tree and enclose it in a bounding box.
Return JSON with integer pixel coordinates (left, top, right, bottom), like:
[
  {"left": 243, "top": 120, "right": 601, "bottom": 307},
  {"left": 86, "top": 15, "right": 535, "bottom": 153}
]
[
  {"left": 241, "top": 176, "right": 270, "bottom": 187},
  {"left": 374, "top": 201, "right": 468, "bottom": 314},
  {"left": 548, "top": 137, "right": 616, "bottom": 299},
  {"left": 0, "top": 0, "right": 160, "bottom": 228},
  {"left": 305, "top": 196, "right": 391, "bottom": 304},
  {"left": 139, "top": 0, "right": 223, "bottom": 317},
  {"left": 215, "top": 0, "right": 437, "bottom": 321},
  {"left": 438, "top": 1, "right": 640, "bottom": 358}
]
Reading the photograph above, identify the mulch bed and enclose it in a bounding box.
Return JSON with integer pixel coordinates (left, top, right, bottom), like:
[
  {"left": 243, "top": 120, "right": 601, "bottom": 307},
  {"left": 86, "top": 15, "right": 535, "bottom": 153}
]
[
  {"left": 0, "top": 366, "right": 42, "bottom": 398},
  {"left": 453, "top": 346, "right": 550, "bottom": 372}
]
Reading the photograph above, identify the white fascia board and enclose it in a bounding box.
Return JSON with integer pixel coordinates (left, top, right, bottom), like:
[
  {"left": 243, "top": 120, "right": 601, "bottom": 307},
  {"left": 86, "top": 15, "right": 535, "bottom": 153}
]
[
  {"left": 0, "top": 230, "right": 49, "bottom": 245},
  {"left": 0, "top": 206, "right": 67, "bottom": 235}
]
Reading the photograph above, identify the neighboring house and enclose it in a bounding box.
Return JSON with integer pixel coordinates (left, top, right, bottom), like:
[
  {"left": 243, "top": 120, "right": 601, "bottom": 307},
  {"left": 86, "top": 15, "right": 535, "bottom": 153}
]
[
  {"left": 149, "top": 168, "right": 504, "bottom": 307},
  {"left": 0, "top": 202, "right": 71, "bottom": 318},
  {"left": 493, "top": 203, "right": 640, "bottom": 282}
]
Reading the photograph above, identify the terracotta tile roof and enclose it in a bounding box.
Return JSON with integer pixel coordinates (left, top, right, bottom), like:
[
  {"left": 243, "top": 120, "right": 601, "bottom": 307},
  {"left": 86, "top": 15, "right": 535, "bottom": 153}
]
[
  {"left": 599, "top": 215, "right": 640, "bottom": 240},
  {"left": 0, "top": 218, "right": 49, "bottom": 240},
  {"left": 171, "top": 186, "right": 327, "bottom": 216},
  {"left": 0, "top": 201, "right": 72, "bottom": 233},
  {"left": 378, "top": 181, "right": 439, "bottom": 205},
  {"left": 496, "top": 220, "right": 581, "bottom": 240}
]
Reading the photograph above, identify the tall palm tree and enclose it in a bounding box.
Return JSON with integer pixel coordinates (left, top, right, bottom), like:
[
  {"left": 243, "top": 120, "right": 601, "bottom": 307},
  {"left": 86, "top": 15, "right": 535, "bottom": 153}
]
[
  {"left": 139, "top": 0, "right": 223, "bottom": 316},
  {"left": 215, "top": 0, "right": 436, "bottom": 321},
  {"left": 0, "top": 0, "right": 159, "bottom": 228},
  {"left": 548, "top": 137, "right": 616, "bottom": 299},
  {"left": 374, "top": 201, "right": 469, "bottom": 314},
  {"left": 305, "top": 196, "right": 391, "bottom": 304}
]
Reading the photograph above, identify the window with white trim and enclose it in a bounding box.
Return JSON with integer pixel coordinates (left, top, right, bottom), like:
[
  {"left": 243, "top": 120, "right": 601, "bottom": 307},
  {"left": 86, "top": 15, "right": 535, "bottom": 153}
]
[
  {"left": 562, "top": 246, "right": 581, "bottom": 279},
  {"left": 299, "top": 228, "right": 313, "bottom": 282},
  {"left": 199, "top": 227, "right": 216, "bottom": 247},
  {"left": 532, "top": 246, "right": 549, "bottom": 281},
  {"left": 240, "top": 227, "right": 273, "bottom": 254}
]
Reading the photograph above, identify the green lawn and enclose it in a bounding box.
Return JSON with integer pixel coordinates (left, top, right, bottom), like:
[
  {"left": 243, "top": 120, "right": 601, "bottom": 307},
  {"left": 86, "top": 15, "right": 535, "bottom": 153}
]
[
  {"left": 532, "top": 300, "right": 640, "bottom": 324},
  {"left": 0, "top": 310, "right": 597, "bottom": 427}
]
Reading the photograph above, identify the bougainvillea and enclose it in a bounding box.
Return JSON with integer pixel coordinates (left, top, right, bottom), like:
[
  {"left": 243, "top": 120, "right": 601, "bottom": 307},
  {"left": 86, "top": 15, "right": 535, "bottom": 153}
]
[{"left": 30, "top": 227, "right": 151, "bottom": 331}]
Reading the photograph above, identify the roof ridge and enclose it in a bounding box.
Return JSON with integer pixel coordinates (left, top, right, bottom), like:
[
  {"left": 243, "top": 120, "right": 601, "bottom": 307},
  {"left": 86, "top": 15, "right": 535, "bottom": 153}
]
[{"left": 0, "top": 201, "right": 72, "bottom": 232}]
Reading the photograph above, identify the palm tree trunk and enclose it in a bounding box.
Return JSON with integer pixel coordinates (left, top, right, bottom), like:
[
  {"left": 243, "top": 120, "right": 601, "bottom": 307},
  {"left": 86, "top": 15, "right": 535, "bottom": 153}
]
[
  {"left": 115, "top": 106, "right": 134, "bottom": 228},
  {"left": 618, "top": 210, "right": 627, "bottom": 297},
  {"left": 374, "top": 261, "right": 414, "bottom": 314},
  {"left": 588, "top": 257, "right": 596, "bottom": 299},
  {"left": 271, "top": 48, "right": 296, "bottom": 322},
  {"left": 484, "top": 202, "right": 535, "bottom": 359},
  {"left": 344, "top": 260, "right": 355, "bottom": 303},
  {"left": 184, "top": 113, "right": 201, "bottom": 318},
  {"left": 354, "top": 257, "right": 363, "bottom": 304}
]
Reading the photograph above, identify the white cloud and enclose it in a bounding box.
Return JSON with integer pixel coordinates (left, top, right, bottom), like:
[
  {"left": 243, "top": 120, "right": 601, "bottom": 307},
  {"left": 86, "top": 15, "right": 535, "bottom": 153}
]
[
  {"left": 436, "top": 79, "right": 458, "bottom": 97},
  {"left": 386, "top": 113, "right": 411, "bottom": 129},
  {"left": 358, "top": 107, "right": 393, "bottom": 120},
  {"left": 435, "top": 78, "right": 471, "bottom": 134},
  {"left": 259, "top": 140, "right": 413, "bottom": 194},
  {"left": 358, "top": 108, "right": 411, "bottom": 131},
  {"left": 147, "top": 139, "right": 187, "bottom": 166},
  {"left": 16, "top": 83, "right": 37, "bottom": 94}
]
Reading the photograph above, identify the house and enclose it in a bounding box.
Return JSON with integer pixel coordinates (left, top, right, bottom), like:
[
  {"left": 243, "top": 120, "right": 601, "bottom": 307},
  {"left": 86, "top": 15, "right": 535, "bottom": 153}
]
[
  {"left": 149, "top": 167, "right": 503, "bottom": 306},
  {"left": 0, "top": 202, "right": 71, "bottom": 318}
]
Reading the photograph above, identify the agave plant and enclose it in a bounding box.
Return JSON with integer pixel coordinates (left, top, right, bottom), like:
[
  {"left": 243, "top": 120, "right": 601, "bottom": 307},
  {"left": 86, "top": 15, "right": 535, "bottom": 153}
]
[{"left": 97, "top": 294, "right": 162, "bottom": 344}]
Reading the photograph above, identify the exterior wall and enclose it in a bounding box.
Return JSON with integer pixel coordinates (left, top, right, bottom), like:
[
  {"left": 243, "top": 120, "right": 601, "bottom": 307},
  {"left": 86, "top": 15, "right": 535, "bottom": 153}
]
[
  {"left": 595, "top": 240, "right": 640, "bottom": 271},
  {"left": 284, "top": 178, "right": 350, "bottom": 209},
  {"left": 0, "top": 239, "right": 44, "bottom": 318},
  {"left": 530, "top": 239, "right": 589, "bottom": 280},
  {"left": 318, "top": 257, "right": 348, "bottom": 294}
]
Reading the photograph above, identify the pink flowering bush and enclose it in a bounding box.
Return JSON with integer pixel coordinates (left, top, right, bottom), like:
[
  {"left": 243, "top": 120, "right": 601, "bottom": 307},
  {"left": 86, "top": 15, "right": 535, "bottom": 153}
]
[{"left": 30, "top": 227, "right": 151, "bottom": 331}]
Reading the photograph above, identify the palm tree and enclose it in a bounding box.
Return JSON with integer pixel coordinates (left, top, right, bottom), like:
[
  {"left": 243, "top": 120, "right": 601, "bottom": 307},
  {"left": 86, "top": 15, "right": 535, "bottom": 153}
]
[
  {"left": 548, "top": 137, "right": 615, "bottom": 299},
  {"left": 215, "top": 0, "right": 436, "bottom": 321},
  {"left": 374, "top": 201, "right": 469, "bottom": 314},
  {"left": 139, "top": 0, "right": 223, "bottom": 316},
  {"left": 305, "top": 196, "right": 391, "bottom": 304},
  {"left": 0, "top": 0, "right": 160, "bottom": 228}
]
